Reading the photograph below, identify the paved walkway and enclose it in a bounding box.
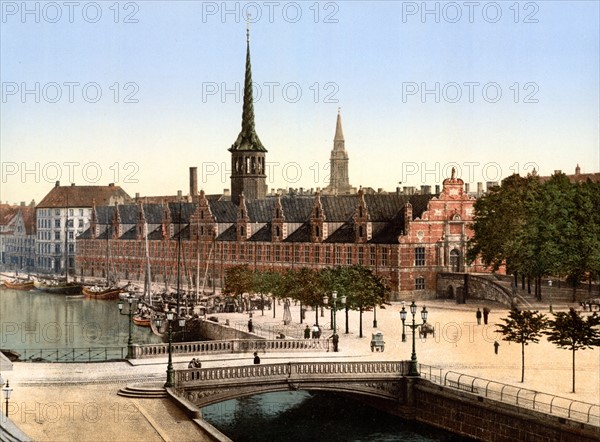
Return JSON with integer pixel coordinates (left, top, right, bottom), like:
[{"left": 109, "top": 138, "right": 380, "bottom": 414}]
[{"left": 3, "top": 298, "right": 599, "bottom": 441}]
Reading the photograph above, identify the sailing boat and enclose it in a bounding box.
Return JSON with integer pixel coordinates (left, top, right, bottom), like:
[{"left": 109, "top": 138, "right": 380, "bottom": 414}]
[
  {"left": 35, "top": 187, "right": 83, "bottom": 295},
  {"left": 83, "top": 214, "right": 122, "bottom": 300},
  {"left": 133, "top": 204, "right": 153, "bottom": 327}
]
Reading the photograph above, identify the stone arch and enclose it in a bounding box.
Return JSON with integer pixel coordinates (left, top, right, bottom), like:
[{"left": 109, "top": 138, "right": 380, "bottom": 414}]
[{"left": 449, "top": 248, "right": 460, "bottom": 272}]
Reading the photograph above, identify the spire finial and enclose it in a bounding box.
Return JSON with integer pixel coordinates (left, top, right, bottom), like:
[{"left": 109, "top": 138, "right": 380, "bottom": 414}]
[{"left": 246, "top": 12, "right": 251, "bottom": 43}]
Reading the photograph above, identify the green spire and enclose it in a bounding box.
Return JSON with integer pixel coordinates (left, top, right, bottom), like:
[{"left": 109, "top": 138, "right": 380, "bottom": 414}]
[{"left": 229, "top": 22, "right": 267, "bottom": 153}]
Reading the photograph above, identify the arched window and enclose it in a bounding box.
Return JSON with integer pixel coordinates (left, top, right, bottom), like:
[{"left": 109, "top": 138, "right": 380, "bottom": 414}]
[
  {"left": 240, "top": 226, "right": 245, "bottom": 237},
  {"left": 276, "top": 226, "right": 280, "bottom": 237},
  {"left": 315, "top": 226, "right": 320, "bottom": 238},
  {"left": 359, "top": 206, "right": 363, "bottom": 218},
  {"left": 315, "top": 208, "right": 320, "bottom": 218},
  {"left": 359, "top": 225, "right": 364, "bottom": 237}
]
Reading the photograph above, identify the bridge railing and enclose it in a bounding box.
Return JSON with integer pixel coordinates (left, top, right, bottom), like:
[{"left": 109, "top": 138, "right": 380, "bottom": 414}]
[
  {"left": 9, "top": 347, "right": 126, "bottom": 362},
  {"left": 419, "top": 364, "right": 600, "bottom": 425},
  {"left": 175, "top": 361, "right": 409, "bottom": 385},
  {"left": 132, "top": 338, "right": 330, "bottom": 359}
]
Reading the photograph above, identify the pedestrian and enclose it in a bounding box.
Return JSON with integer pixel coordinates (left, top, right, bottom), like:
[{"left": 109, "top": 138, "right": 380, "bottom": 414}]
[
  {"left": 311, "top": 324, "right": 319, "bottom": 339},
  {"left": 304, "top": 325, "right": 311, "bottom": 339},
  {"left": 494, "top": 341, "right": 500, "bottom": 354},
  {"left": 483, "top": 307, "right": 490, "bottom": 325},
  {"left": 332, "top": 333, "right": 339, "bottom": 352},
  {"left": 194, "top": 359, "right": 202, "bottom": 368},
  {"left": 248, "top": 318, "right": 253, "bottom": 333},
  {"left": 253, "top": 352, "right": 260, "bottom": 364},
  {"left": 188, "top": 358, "right": 196, "bottom": 369},
  {"left": 476, "top": 308, "right": 482, "bottom": 325}
]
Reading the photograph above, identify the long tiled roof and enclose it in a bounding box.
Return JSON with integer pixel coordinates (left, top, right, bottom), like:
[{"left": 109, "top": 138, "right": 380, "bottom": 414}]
[{"left": 79, "top": 193, "right": 434, "bottom": 244}]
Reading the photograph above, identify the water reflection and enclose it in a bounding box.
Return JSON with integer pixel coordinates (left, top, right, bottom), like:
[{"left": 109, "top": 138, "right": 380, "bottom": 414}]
[
  {"left": 0, "top": 288, "right": 162, "bottom": 350},
  {"left": 202, "top": 391, "right": 469, "bottom": 442}
]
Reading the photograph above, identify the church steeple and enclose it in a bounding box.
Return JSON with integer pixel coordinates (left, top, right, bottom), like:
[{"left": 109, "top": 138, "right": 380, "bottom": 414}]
[
  {"left": 229, "top": 19, "right": 268, "bottom": 205},
  {"left": 326, "top": 108, "right": 352, "bottom": 195}
]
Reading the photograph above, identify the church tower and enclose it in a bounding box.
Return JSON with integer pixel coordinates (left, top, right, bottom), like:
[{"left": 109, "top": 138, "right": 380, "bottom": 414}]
[
  {"left": 326, "top": 109, "right": 352, "bottom": 194},
  {"left": 229, "top": 22, "right": 267, "bottom": 205}
]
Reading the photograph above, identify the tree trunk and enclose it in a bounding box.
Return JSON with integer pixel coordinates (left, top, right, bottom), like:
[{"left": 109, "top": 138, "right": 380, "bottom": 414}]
[
  {"left": 315, "top": 305, "right": 319, "bottom": 327},
  {"left": 521, "top": 273, "right": 525, "bottom": 290},
  {"left": 272, "top": 296, "right": 276, "bottom": 319},
  {"left": 345, "top": 306, "right": 349, "bottom": 334},
  {"left": 300, "top": 302, "right": 303, "bottom": 324},
  {"left": 521, "top": 341, "right": 525, "bottom": 382},
  {"left": 572, "top": 347, "right": 576, "bottom": 393},
  {"left": 527, "top": 275, "right": 531, "bottom": 294},
  {"left": 261, "top": 294, "right": 264, "bottom": 316},
  {"left": 359, "top": 307, "right": 363, "bottom": 338}
]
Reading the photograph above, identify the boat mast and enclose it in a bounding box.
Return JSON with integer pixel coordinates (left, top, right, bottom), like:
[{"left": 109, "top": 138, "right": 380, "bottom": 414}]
[
  {"left": 64, "top": 187, "right": 69, "bottom": 284},
  {"left": 144, "top": 213, "right": 152, "bottom": 306},
  {"left": 176, "top": 200, "right": 182, "bottom": 316}
]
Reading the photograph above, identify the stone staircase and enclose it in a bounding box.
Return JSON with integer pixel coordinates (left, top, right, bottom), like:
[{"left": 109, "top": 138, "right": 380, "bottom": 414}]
[{"left": 117, "top": 382, "right": 168, "bottom": 399}]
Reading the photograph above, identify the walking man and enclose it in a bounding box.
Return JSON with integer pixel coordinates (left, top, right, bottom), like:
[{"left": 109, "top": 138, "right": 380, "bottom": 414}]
[
  {"left": 476, "top": 308, "right": 482, "bottom": 325},
  {"left": 494, "top": 341, "right": 500, "bottom": 354},
  {"left": 248, "top": 318, "right": 253, "bottom": 333},
  {"left": 483, "top": 307, "right": 490, "bottom": 325}
]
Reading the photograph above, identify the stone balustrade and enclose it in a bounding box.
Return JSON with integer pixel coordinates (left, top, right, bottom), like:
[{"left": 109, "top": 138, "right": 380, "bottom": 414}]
[
  {"left": 175, "top": 361, "right": 408, "bottom": 385},
  {"left": 131, "top": 338, "right": 330, "bottom": 359}
]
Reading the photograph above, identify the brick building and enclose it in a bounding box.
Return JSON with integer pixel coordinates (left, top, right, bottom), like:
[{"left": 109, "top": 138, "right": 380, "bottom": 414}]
[
  {"left": 75, "top": 27, "right": 486, "bottom": 300},
  {"left": 36, "top": 182, "right": 132, "bottom": 275},
  {"left": 0, "top": 202, "right": 36, "bottom": 271}
]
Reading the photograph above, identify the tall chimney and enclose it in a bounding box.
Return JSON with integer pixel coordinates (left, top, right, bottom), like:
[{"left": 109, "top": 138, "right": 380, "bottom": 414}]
[{"left": 189, "top": 167, "right": 198, "bottom": 199}]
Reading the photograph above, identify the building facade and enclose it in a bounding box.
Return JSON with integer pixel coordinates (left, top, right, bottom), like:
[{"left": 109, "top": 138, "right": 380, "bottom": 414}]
[
  {"left": 75, "top": 28, "right": 487, "bottom": 300},
  {"left": 36, "top": 182, "right": 132, "bottom": 275},
  {"left": 0, "top": 203, "right": 36, "bottom": 271}
]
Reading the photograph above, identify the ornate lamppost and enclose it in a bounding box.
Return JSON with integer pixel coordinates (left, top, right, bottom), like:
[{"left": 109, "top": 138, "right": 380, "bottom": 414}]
[
  {"left": 154, "top": 309, "right": 186, "bottom": 388},
  {"left": 399, "top": 302, "right": 407, "bottom": 342},
  {"left": 323, "top": 291, "right": 346, "bottom": 352},
  {"left": 2, "top": 379, "right": 12, "bottom": 417},
  {"left": 402, "top": 301, "right": 428, "bottom": 376},
  {"left": 118, "top": 293, "right": 142, "bottom": 359}
]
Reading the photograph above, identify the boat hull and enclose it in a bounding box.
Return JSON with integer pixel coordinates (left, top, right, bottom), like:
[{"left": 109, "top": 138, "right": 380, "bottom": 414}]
[
  {"left": 3, "top": 280, "right": 35, "bottom": 291},
  {"left": 83, "top": 287, "right": 122, "bottom": 300},
  {"left": 35, "top": 282, "right": 83, "bottom": 295},
  {"left": 133, "top": 315, "right": 151, "bottom": 327}
]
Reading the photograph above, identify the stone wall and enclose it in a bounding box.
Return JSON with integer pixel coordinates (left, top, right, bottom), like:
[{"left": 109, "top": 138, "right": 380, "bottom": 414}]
[
  {"left": 199, "top": 319, "right": 261, "bottom": 341},
  {"left": 437, "top": 273, "right": 513, "bottom": 306},
  {"left": 413, "top": 381, "right": 599, "bottom": 442}
]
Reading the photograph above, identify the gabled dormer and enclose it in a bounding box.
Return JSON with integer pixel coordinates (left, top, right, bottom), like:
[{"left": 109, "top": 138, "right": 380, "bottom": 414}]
[
  {"left": 90, "top": 200, "right": 98, "bottom": 239},
  {"left": 236, "top": 193, "right": 251, "bottom": 241},
  {"left": 310, "top": 191, "right": 327, "bottom": 242},
  {"left": 353, "top": 188, "right": 372, "bottom": 243},
  {"left": 271, "top": 194, "right": 287, "bottom": 242},
  {"left": 136, "top": 200, "right": 147, "bottom": 240},
  {"left": 111, "top": 203, "right": 122, "bottom": 239},
  {"left": 190, "top": 190, "right": 216, "bottom": 241},
  {"left": 161, "top": 199, "right": 172, "bottom": 240}
]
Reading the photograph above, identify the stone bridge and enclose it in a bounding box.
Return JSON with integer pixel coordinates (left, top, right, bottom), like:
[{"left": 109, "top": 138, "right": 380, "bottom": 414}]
[
  {"left": 437, "top": 273, "right": 516, "bottom": 306},
  {"left": 174, "top": 361, "right": 408, "bottom": 408},
  {"left": 169, "top": 361, "right": 599, "bottom": 442}
]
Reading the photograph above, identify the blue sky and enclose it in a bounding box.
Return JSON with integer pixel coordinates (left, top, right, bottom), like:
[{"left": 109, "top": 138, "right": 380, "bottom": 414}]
[{"left": 1, "top": 1, "right": 599, "bottom": 203}]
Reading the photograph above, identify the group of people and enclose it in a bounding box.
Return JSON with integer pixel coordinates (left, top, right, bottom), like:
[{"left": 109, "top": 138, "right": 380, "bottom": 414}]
[
  {"left": 475, "top": 307, "right": 491, "bottom": 325},
  {"left": 304, "top": 324, "right": 322, "bottom": 339}
]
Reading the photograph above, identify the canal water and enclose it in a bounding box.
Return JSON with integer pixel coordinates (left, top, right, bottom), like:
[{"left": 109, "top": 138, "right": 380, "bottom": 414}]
[
  {"left": 202, "top": 391, "right": 471, "bottom": 441},
  {"left": 0, "top": 287, "right": 162, "bottom": 353}
]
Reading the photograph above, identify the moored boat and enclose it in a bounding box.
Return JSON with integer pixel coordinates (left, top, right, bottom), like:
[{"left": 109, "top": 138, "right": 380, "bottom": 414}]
[
  {"left": 132, "top": 314, "right": 151, "bottom": 327},
  {"left": 35, "top": 280, "right": 83, "bottom": 295},
  {"left": 83, "top": 286, "right": 122, "bottom": 300},
  {"left": 3, "top": 279, "right": 35, "bottom": 291}
]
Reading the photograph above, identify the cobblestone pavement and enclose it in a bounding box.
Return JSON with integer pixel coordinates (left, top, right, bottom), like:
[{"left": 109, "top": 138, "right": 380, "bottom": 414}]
[{"left": 4, "top": 298, "right": 599, "bottom": 441}]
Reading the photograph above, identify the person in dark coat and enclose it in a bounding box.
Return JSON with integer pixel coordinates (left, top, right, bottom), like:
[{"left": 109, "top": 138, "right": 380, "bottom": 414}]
[
  {"left": 494, "top": 341, "right": 500, "bottom": 354},
  {"left": 476, "top": 308, "right": 482, "bottom": 325},
  {"left": 248, "top": 318, "right": 253, "bottom": 333},
  {"left": 304, "top": 325, "right": 311, "bottom": 339},
  {"left": 483, "top": 307, "right": 490, "bottom": 325},
  {"left": 253, "top": 352, "right": 260, "bottom": 364}
]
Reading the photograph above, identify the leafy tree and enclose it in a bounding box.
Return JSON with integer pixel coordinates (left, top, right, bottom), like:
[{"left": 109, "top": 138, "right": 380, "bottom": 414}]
[
  {"left": 497, "top": 308, "right": 548, "bottom": 382},
  {"left": 545, "top": 309, "right": 600, "bottom": 392},
  {"left": 223, "top": 264, "right": 253, "bottom": 312},
  {"left": 340, "top": 265, "right": 388, "bottom": 337}
]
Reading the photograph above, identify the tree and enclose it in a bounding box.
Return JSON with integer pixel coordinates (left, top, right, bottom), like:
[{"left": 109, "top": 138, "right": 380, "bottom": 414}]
[
  {"left": 339, "top": 265, "right": 388, "bottom": 337},
  {"left": 223, "top": 265, "right": 253, "bottom": 312},
  {"left": 497, "top": 308, "right": 548, "bottom": 382},
  {"left": 545, "top": 309, "right": 600, "bottom": 392}
]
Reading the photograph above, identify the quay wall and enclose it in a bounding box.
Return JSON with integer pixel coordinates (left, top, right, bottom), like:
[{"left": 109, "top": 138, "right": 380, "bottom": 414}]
[
  {"left": 413, "top": 381, "right": 600, "bottom": 442},
  {"left": 199, "top": 319, "right": 260, "bottom": 341}
]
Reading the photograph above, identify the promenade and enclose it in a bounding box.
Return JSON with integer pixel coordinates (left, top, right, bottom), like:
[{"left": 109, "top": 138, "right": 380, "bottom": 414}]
[{"left": 3, "top": 298, "right": 599, "bottom": 441}]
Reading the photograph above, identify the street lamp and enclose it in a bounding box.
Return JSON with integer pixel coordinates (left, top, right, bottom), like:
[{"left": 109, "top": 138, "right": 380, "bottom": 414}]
[
  {"left": 403, "top": 301, "right": 428, "bottom": 376},
  {"left": 118, "top": 293, "right": 142, "bottom": 359},
  {"left": 323, "top": 291, "right": 346, "bottom": 352},
  {"left": 154, "top": 309, "right": 186, "bottom": 388},
  {"left": 399, "top": 302, "right": 407, "bottom": 342},
  {"left": 2, "top": 379, "right": 12, "bottom": 417},
  {"left": 548, "top": 279, "right": 553, "bottom": 313}
]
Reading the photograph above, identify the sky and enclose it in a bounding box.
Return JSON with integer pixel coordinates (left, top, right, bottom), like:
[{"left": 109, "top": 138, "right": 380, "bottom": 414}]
[{"left": 1, "top": 0, "right": 599, "bottom": 204}]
